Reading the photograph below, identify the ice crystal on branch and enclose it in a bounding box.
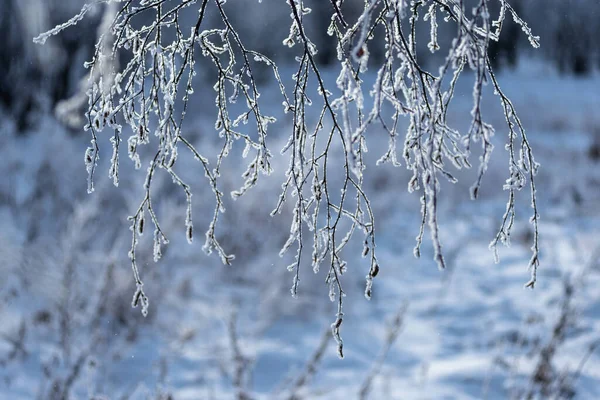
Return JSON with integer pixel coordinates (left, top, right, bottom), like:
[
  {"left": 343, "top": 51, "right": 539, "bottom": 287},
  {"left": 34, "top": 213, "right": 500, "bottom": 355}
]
[{"left": 36, "top": 0, "right": 541, "bottom": 354}]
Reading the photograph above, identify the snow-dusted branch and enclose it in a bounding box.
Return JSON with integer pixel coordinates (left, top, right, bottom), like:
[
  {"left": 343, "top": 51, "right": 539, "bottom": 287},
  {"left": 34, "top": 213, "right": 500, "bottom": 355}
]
[{"left": 35, "top": 0, "right": 541, "bottom": 355}]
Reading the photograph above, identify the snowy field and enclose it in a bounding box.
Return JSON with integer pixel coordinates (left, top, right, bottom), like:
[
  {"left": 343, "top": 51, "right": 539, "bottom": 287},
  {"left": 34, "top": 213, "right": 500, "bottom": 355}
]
[{"left": 1, "top": 59, "right": 600, "bottom": 399}]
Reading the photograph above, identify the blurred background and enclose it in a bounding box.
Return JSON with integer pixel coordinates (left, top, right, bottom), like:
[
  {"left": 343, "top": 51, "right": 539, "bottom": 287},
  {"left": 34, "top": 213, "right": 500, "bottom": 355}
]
[{"left": 1, "top": 0, "right": 599, "bottom": 399}]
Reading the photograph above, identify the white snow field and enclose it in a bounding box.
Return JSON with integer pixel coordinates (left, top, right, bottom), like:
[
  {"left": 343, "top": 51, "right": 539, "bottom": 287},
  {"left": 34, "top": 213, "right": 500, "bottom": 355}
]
[{"left": 1, "top": 59, "right": 599, "bottom": 399}]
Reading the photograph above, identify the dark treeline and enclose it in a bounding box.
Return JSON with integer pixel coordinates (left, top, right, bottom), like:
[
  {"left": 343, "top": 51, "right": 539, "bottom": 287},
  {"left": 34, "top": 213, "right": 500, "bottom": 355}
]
[{"left": 1, "top": 0, "right": 598, "bottom": 134}]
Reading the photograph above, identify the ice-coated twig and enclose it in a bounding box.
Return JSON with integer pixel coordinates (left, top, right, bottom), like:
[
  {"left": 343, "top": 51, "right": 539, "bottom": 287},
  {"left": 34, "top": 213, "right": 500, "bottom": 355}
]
[{"left": 36, "top": 1, "right": 541, "bottom": 348}]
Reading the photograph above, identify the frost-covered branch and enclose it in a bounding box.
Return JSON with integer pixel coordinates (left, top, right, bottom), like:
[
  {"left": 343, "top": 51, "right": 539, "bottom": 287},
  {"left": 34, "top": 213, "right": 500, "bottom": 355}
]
[{"left": 35, "top": 0, "right": 541, "bottom": 355}]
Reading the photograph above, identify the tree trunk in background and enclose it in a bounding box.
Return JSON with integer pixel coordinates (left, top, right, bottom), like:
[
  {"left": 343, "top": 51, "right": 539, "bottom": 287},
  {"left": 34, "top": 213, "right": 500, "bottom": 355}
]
[{"left": 0, "top": 0, "right": 98, "bottom": 133}]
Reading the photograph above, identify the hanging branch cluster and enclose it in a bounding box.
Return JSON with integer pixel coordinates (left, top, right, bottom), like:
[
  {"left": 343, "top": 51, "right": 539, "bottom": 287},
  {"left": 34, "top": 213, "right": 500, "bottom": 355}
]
[{"left": 35, "top": 0, "right": 540, "bottom": 356}]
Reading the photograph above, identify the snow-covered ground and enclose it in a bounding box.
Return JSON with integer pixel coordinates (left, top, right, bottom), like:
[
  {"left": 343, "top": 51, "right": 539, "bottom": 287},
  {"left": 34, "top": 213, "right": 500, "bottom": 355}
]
[{"left": 1, "top": 60, "right": 599, "bottom": 399}]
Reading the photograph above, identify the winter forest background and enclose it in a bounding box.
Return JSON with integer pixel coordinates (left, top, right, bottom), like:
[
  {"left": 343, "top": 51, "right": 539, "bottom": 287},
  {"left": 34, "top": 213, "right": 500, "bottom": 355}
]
[{"left": 1, "top": 0, "right": 600, "bottom": 399}]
